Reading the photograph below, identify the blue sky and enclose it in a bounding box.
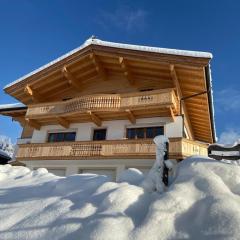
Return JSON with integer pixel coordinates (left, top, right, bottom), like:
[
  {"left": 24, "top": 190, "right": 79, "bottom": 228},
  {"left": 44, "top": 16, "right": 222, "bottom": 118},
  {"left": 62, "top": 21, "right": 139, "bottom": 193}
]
[{"left": 0, "top": 0, "right": 239, "bottom": 143}]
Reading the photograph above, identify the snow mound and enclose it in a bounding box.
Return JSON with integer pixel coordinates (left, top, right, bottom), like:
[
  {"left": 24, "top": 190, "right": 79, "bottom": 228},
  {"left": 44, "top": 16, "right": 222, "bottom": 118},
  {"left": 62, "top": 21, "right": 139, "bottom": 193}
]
[
  {"left": 0, "top": 157, "right": 240, "bottom": 240},
  {"left": 118, "top": 168, "right": 144, "bottom": 185}
]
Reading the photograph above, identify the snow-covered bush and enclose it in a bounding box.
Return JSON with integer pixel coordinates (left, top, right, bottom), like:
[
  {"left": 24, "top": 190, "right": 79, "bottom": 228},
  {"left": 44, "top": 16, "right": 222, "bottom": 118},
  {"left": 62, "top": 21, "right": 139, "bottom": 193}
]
[{"left": 0, "top": 135, "right": 15, "bottom": 158}]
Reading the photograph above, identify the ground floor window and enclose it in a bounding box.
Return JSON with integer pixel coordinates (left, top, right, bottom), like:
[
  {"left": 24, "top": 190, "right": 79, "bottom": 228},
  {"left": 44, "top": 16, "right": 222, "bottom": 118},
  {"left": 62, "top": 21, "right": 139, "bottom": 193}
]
[
  {"left": 47, "top": 132, "right": 76, "bottom": 142},
  {"left": 126, "top": 126, "right": 164, "bottom": 139}
]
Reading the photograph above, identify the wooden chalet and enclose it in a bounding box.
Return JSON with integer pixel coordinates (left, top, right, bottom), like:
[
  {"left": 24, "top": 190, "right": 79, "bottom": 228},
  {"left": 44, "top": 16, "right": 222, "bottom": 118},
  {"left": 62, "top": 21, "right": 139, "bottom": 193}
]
[{"left": 0, "top": 37, "right": 216, "bottom": 179}]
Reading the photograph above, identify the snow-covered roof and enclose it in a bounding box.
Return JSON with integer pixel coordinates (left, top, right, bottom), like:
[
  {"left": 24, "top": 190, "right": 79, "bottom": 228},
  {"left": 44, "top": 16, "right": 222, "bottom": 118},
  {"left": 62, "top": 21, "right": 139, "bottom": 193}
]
[
  {"left": 4, "top": 37, "right": 213, "bottom": 89},
  {"left": 0, "top": 103, "right": 26, "bottom": 110},
  {"left": 210, "top": 141, "right": 240, "bottom": 149}
]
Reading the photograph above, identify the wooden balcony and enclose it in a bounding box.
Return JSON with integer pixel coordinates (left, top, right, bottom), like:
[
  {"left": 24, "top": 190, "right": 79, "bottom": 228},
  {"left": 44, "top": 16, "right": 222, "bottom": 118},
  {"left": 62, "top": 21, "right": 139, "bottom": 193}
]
[
  {"left": 16, "top": 138, "right": 208, "bottom": 161},
  {"left": 25, "top": 89, "right": 179, "bottom": 128}
]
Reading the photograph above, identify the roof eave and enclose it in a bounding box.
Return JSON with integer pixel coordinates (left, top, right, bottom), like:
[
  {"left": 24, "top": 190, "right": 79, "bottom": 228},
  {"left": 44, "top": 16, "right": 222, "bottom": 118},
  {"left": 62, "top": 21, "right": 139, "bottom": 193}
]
[{"left": 205, "top": 65, "right": 216, "bottom": 143}]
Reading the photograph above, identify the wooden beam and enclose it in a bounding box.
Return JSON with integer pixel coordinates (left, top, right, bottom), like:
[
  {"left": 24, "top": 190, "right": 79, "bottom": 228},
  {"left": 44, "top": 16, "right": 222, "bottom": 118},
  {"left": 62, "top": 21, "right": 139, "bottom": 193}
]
[
  {"left": 170, "top": 64, "right": 182, "bottom": 100},
  {"left": 125, "top": 109, "right": 136, "bottom": 124},
  {"left": 62, "top": 66, "right": 82, "bottom": 91},
  {"left": 170, "top": 64, "right": 194, "bottom": 140},
  {"left": 56, "top": 117, "right": 69, "bottom": 128},
  {"left": 24, "top": 84, "right": 42, "bottom": 103},
  {"left": 169, "top": 107, "right": 175, "bottom": 122},
  {"left": 89, "top": 53, "right": 107, "bottom": 81},
  {"left": 87, "top": 111, "right": 102, "bottom": 126},
  {"left": 119, "top": 57, "right": 134, "bottom": 85},
  {"left": 25, "top": 118, "right": 41, "bottom": 130}
]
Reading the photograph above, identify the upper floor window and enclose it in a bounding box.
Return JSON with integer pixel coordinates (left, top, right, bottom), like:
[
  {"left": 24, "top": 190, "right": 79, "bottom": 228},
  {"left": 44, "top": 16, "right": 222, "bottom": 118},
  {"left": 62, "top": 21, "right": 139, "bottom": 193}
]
[
  {"left": 47, "top": 132, "right": 76, "bottom": 142},
  {"left": 140, "top": 88, "right": 154, "bottom": 92},
  {"left": 126, "top": 126, "right": 164, "bottom": 139},
  {"left": 93, "top": 129, "right": 107, "bottom": 141}
]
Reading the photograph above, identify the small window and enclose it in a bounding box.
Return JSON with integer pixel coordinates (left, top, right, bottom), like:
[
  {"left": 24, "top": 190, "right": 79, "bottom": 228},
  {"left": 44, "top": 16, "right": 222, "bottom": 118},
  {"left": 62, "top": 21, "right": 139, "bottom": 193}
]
[
  {"left": 62, "top": 97, "right": 72, "bottom": 101},
  {"left": 126, "top": 126, "right": 164, "bottom": 139},
  {"left": 47, "top": 132, "right": 76, "bottom": 142},
  {"left": 140, "top": 88, "right": 154, "bottom": 92},
  {"left": 93, "top": 129, "right": 107, "bottom": 141}
]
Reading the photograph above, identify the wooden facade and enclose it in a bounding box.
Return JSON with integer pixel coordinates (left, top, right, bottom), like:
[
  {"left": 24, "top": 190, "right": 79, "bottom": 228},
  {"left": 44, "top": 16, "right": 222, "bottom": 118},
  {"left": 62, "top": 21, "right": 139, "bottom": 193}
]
[
  {"left": 3, "top": 39, "right": 215, "bottom": 143},
  {"left": 0, "top": 38, "right": 216, "bottom": 169}
]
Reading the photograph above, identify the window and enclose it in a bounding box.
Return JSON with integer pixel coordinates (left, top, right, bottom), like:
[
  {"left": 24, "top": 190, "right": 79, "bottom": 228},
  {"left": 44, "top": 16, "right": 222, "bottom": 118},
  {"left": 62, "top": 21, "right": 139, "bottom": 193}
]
[
  {"left": 47, "top": 132, "right": 76, "bottom": 142},
  {"left": 140, "top": 88, "right": 154, "bottom": 92},
  {"left": 93, "top": 129, "right": 107, "bottom": 141},
  {"left": 127, "top": 126, "right": 164, "bottom": 139}
]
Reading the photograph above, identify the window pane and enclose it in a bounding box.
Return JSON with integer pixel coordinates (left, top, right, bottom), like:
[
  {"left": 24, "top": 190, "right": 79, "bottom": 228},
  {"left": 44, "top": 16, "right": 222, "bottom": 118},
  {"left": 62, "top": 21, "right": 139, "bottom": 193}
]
[
  {"left": 127, "top": 128, "right": 135, "bottom": 139},
  {"left": 64, "top": 132, "right": 76, "bottom": 141},
  {"left": 136, "top": 128, "right": 144, "bottom": 138},
  {"left": 146, "top": 127, "right": 154, "bottom": 138},
  {"left": 56, "top": 133, "right": 64, "bottom": 142},
  {"left": 47, "top": 132, "right": 76, "bottom": 142},
  {"left": 48, "top": 133, "right": 56, "bottom": 142},
  {"left": 93, "top": 129, "right": 107, "bottom": 141},
  {"left": 155, "top": 127, "right": 164, "bottom": 136}
]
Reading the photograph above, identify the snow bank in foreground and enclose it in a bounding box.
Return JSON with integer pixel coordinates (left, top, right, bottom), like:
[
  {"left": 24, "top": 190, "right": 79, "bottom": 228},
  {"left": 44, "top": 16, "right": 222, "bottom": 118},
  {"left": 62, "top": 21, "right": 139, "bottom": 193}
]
[{"left": 0, "top": 157, "right": 240, "bottom": 240}]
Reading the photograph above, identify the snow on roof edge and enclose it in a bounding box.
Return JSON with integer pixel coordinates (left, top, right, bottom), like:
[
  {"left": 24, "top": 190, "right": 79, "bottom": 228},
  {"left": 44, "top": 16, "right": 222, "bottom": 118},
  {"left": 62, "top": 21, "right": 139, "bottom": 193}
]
[
  {"left": 207, "top": 65, "right": 217, "bottom": 143},
  {"left": 210, "top": 141, "right": 240, "bottom": 149},
  {"left": 0, "top": 103, "right": 26, "bottom": 110},
  {"left": 4, "top": 37, "right": 213, "bottom": 89}
]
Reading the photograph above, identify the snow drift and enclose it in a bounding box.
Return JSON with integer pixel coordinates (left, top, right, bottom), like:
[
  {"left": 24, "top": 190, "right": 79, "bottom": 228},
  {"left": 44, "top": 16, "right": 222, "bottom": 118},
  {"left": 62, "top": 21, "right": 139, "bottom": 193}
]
[{"left": 0, "top": 157, "right": 240, "bottom": 240}]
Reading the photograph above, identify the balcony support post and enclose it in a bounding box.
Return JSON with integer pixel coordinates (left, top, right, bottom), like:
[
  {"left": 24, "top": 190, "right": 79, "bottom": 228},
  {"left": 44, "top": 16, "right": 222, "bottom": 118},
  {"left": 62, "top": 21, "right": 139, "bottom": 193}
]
[
  {"left": 56, "top": 117, "right": 69, "bottom": 129},
  {"left": 25, "top": 118, "right": 41, "bottom": 130},
  {"left": 169, "top": 107, "right": 175, "bottom": 122},
  {"left": 87, "top": 111, "right": 102, "bottom": 126},
  {"left": 125, "top": 109, "right": 136, "bottom": 124}
]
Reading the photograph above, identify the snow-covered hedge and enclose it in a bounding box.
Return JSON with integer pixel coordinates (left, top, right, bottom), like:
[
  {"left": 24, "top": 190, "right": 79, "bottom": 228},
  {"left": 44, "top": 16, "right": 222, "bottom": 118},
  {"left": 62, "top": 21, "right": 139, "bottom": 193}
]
[{"left": 0, "top": 157, "right": 240, "bottom": 240}]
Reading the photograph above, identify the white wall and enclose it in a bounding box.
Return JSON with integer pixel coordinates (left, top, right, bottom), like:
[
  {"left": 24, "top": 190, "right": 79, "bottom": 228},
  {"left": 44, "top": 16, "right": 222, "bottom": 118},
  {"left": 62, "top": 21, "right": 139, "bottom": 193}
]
[
  {"left": 165, "top": 116, "right": 183, "bottom": 138},
  {"left": 22, "top": 159, "right": 155, "bottom": 180},
  {"left": 31, "top": 116, "right": 183, "bottom": 143}
]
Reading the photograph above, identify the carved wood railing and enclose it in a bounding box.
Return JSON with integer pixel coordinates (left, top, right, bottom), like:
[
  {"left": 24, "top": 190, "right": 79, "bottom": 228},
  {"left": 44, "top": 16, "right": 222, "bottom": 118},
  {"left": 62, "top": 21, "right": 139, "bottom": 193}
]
[
  {"left": 26, "top": 89, "right": 179, "bottom": 118},
  {"left": 16, "top": 138, "right": 208, "bottom": 161}
]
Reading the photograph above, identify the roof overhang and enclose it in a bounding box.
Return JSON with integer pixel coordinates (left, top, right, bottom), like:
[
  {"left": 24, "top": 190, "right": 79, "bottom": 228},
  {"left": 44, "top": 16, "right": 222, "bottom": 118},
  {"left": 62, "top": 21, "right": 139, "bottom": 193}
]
[{"left": 2, "top": 38, "right": 215, "bottom": 143}]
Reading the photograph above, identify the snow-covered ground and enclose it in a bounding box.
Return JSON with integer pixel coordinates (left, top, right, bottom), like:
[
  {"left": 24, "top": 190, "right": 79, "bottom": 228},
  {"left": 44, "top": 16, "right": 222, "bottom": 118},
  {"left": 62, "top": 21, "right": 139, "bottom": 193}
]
[{"left": 0, "top": 156, "right": 240, "bottom": 240}]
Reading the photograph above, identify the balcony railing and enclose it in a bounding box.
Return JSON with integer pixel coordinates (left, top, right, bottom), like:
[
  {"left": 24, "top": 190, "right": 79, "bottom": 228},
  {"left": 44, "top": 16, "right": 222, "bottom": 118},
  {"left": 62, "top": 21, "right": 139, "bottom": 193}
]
[
  {"left": 16, "top": 138, "right": 208, "bottom": 161},
  {"left": 26, "top": 88, "right": 179, "bottom": 118}
]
